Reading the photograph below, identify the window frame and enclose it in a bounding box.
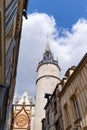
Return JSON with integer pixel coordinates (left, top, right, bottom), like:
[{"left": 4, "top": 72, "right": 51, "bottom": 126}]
[
  {"left": 70, "top": 95, "right": 81, "bottom": 122},
  {"left": 63, "top": 103, "right": 71, "bottom": 129}
]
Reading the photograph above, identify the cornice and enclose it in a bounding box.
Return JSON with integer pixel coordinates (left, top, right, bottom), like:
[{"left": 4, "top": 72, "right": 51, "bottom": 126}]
[
  {"left": 59, "top": 53, "right": 87, "bottom": 98},
  {"left": 37, "top": 61, "right": 60, "bottom": 72},
  {"left": 36, "top": 75, "right": 61, "bottom": 84}
]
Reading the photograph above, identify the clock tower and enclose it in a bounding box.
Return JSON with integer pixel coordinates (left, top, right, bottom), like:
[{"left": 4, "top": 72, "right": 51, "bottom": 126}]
[{"left": 34, "top": 39, "right": 60, "bottom": 130}]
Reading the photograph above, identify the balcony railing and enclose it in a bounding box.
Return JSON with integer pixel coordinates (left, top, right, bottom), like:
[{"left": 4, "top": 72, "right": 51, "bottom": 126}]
[{"left": 5, "top": 0, "right": 18, "bottom": 36}]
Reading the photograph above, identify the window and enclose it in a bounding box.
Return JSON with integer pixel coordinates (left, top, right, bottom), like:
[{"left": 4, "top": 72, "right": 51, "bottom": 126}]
[
  {"left": 71, "top": 96, "right": 81, "bottom": 120},
  {"left": 47, "top": 111, "right": 50, "bottom": 125},
  {"left": 55, "top": 121, "right": 60, "bottom": 130},
  {"left": 64, "top": 104, "right": 71, "bottom": 128},
  {"left": 54, "top": 101, "right": 57, "bottom": 114},
  {"left": 42, "top": 119, "right": 46, "bottom": 130}
]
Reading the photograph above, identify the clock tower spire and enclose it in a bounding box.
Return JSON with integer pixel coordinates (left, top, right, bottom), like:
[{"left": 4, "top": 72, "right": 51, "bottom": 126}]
[{"left": 40, "top": 36, "right": 58, "bottom": 65}]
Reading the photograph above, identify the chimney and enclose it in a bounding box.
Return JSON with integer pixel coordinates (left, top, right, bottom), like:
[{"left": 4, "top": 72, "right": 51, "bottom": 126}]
[{"left": 65, "top": 65, "right": 76, "bottom": 79}]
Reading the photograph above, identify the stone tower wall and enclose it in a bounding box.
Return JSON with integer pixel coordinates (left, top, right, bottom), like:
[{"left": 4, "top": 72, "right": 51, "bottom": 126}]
[
  {"left": 37, "top": 63, "right": 59, "bottom": 79},
  {"left": 34, "top": 63, "right": 60, "bottom": 130}
]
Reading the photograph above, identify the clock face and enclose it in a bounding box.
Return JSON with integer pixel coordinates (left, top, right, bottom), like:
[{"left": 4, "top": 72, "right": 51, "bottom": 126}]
[{"left": 15, "top": 114, "right": 28, "bottom": 127}]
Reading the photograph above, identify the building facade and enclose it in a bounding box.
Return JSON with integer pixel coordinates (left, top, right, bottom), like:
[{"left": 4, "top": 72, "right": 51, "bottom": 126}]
[
  {"left": 12, "top": 91, "right": 35, "bottom": 130},
  {"left": 34, "top": 40, "right": 61, "bottom": 130},
  {"left": 44, "top": 53, "right": 87, "bottom": 130},
  {"left": 44, "top": 84, "right": 64, "bottom": 130},
  {"left": 0, "top": 0, "right": 28, "bottom": 129},
  {"left": 60, "top": 53, "right": 87, "bottom": 130}
]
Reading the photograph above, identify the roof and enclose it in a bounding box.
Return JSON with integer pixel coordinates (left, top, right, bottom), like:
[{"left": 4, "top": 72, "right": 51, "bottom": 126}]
[
  {"left": 44, "top": 53, "right": 87, "bottom": 109},
  {"left": 45, "top": 36, "right": 51, "bottom": 52},
  {"left": 59, "top": 53, "right": 87, "bottom": 97},
  {"left": 14, "top": 90, "right": 35, "bottom": 105}
]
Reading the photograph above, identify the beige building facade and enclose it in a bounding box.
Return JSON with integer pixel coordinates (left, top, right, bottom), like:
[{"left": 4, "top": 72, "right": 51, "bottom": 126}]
[
  {"left": 0, "top": 0, "right": 28, "bottom": 129},
  {"left": 60, "top": 53, "right": 87, "bottom": 130},
  {"left": 44, "top": 53, "right": 87, "bottom": 130},
  {"left": 44, "top": 84, "right": 64, "bottom": 130}
]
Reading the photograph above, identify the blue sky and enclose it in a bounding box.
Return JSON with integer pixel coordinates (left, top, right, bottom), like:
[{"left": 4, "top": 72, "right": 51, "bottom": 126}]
[
  {"left": 28, "top": 0, "right": 87, "bottom": 28},
  {"left": 15, "top": 0, "right": 87, "bottom": 98}
]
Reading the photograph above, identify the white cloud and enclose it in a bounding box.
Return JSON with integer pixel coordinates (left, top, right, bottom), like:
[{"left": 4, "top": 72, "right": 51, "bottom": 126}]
[
  {"left": 15, "top": 12, "right": 87, "bottom": 96},
  {"left": 54, "top": 18, "right": 87, "bottom": 72}
]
